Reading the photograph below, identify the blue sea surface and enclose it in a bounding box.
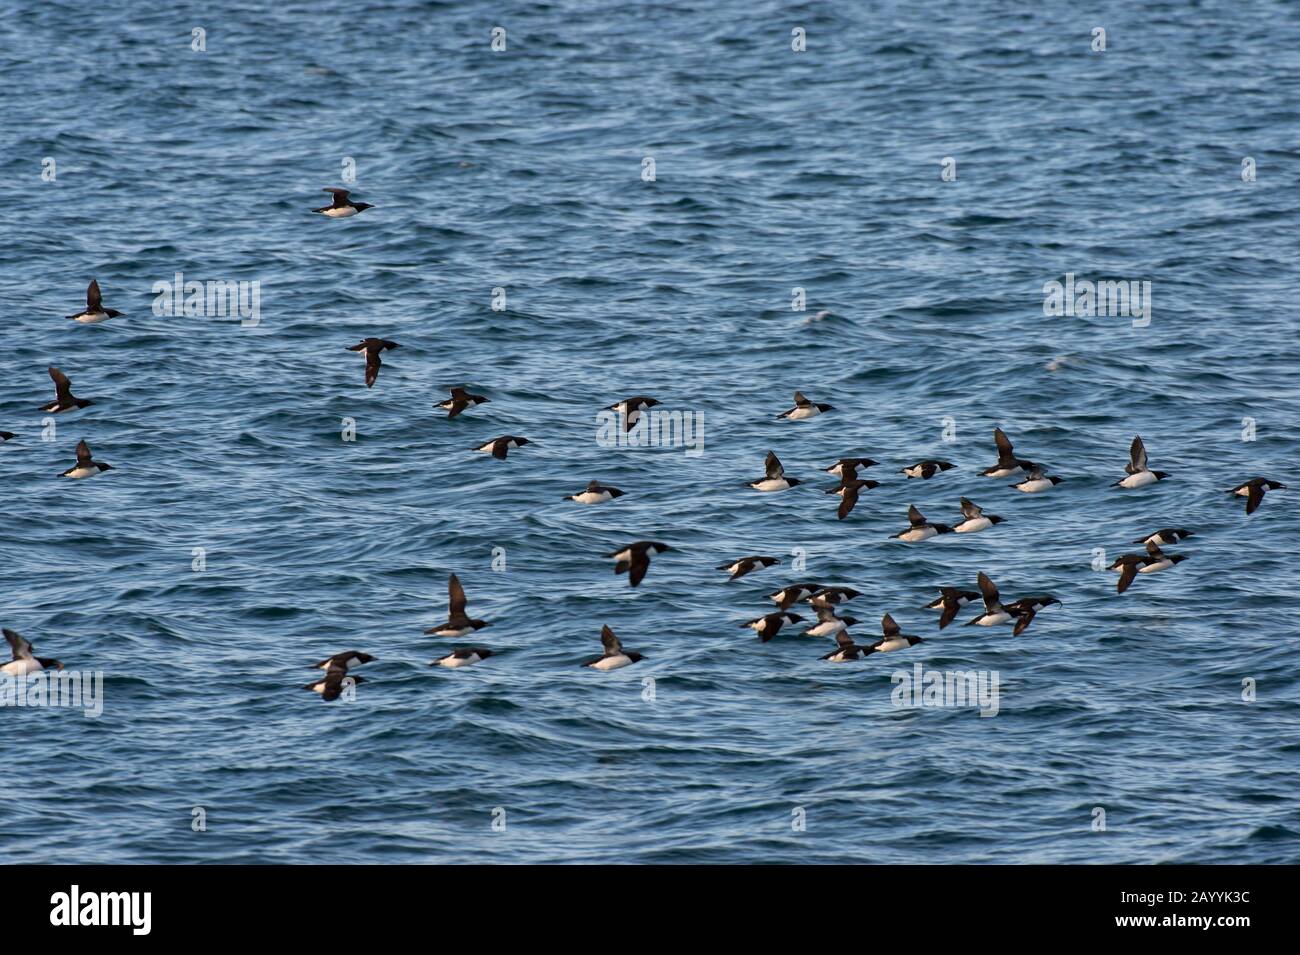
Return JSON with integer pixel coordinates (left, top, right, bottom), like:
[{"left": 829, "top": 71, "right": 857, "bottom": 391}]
[{"left": 1, "top": 0, "right": 1298, "bottom": 864}]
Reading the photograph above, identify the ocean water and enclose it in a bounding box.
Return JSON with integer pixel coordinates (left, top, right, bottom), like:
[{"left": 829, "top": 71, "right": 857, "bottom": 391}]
[{"left": 2, "top": 0, "right": 1298, "bottom": 864}]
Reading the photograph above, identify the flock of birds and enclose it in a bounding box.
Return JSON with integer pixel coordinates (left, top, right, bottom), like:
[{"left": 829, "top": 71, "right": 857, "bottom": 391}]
[{"left": 1, "top": 189, "right": 1289, "bottom": 698}]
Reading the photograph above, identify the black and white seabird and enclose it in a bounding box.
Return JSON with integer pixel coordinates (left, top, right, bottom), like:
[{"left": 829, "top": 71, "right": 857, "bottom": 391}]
[
  {"left": 473, "top": 435, "right": 530, "bottom": 460},
  {"left": 743, "top": 611, "right": 804, "bottom": 642},
  {"left": 582, "top": 625, "right": 644, "bottom": 670},
  {"left": 566, "top": 480, "right": 624, "bottom": 504},
  {"left": 1227, "top": 477, "right": 1286, "bottom": 515},
  {"left": 425, "top": 574, "right": 491, "bottom": 636},
  {"left": 982, "top": 428, "right": 1035, "bottom": 478},
  {"left": 967, "top": 572, "right": 1013, "bottom": 626},
  {"left": 804, "top": 606, "right": 860, "bottom": 638},
  {"left": 827, "top": 478, "right": 879, "bottom": 519},
  {"left": 892, "top": 504, "right": 952, "bottom": 541},
  {"left": 923, "top": 588, "right": 981, "bottom": 629},
  {"left": 437, "top": 386, "right": 489, "bottom": 418},
  {"left": 313, "top": 188, "right": 374, "bottom": 217},
  {"left": 2, "top": 628, "right": 63, "bottom": 676},
  {"left": 1109, "top": 541, "right": 1187, "bottom": 594},
  {"left": 345, "top": 338, "right": 400, "bottom": 388},
  {"left": 1012, "top": 465, "right": 1062, "bottom": 493},
  {"left": 901, "top": 459, "right": 956, "bottom": 480},
  {"left": 747, "top": 451, "right": 802, "bottom": 492},
  {"left": 66, "top": 279, "right": 122, "bottom": 324},
  {"left": 718, "top": 555, "right": 779, "bottom": 581},
  {"left": 1002, "top": 596, "right": 1061, "bottom": 636},
  {"left": 821, "top": 630, "right": 875, "bottom": 662},
  {"left": 41, "top": 367, "right": 93, "bottom": 414},
  {"left": 809, "top": 586, "right": 862, "bottom": 608},
  {"left": 1133, "top": 528, "right": 1192, "bottom": 546},
  {"left": 312, "top": 650, "right": 375, "bottom": 672},
  {"left": 607, "top": 396, "right": 660, "bottom": 432},
  {"left": 867, "top": 613, "right": 924, "bottom": 653},
  {"left": 303, "top": 666, "right": 366, "bottom": 701},
  {"left": 777, "top": 391, "right": 833, "bottom": 420},
  {"left": 1113, "top": 435, "right": 1169, "bottom": 488},
  {"left": 60, "top": 439, "right": 113, "bottom": 479},
  {"left": 823, "top": 457, "right": 878, "bottom": 478},
  {"left": 605, "top": 541, "right": 671, "bottom": 587},
  {"left": 953, "top": 497, "right": 1005, "bottom": 534},
  {"left": 432, "top": 647, "right": 494, "bottom": 668},
  {"left": 767, "top": 582, "right": 824, "bottom": 610}
]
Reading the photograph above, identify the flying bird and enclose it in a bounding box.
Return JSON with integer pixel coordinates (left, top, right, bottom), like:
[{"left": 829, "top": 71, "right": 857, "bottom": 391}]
[
  {"left": 954, "top": 497, "right": 1005, "bottom": 533},
  {"left": 345, "top": 338, "right": 400, "bottom": 388},
  {"left": 473, "top": 435, "right": 530, "bottom": 460},
  {"left": 717, "top": 555, "right": 779, "bottom": 581},
  {"left": 901, "top": 459, "right": 956, "bottom": 480},
  {"left": 437, "top": 386, "right": 489, "bottom": 418},
  {"left": 313, "top": 188, "right": 374, "bottom": 217},
  {"left": 607, "top": 396, "right": 660, "bottom": 432},
  {"left": 1226, "top": 477, "right": 1285, "bottom": 515},
  {"left": 41, "top": 367, "right": 94, "bottom": 414},
  {"left": 60, "top": 440, "right": 113, "bottom": 479},
  {"left": 303, "top": 665, "right": 366, "bottom": 701},
  {"left": 2, "top": 628, "right": 64, "bottom": 676},
  {"left": 982, "top": 428, "right": 1035, "bottom": 478},
  {"left": 66, "top": 279, "right": 122, "bottom": 323},
  {"left": 565, "top": 480, "right": 624, "bottom": 504},
  {"left": 1113, "top": 435, "right": 1169, "bottom": 488},
  {"left": 892, "top": 504, "right": 952, "bottom": 541},
  {"left": 582, "top": 625, "right": 644, "bottom": 670},
  {"left": 777, "top": 391, "right": 833, "bottom": 420},
  {"left": 748, "top": 451, "right": 801, "bottom": 492},
  {"left": 743, "top": 611, "right": 804, "bottom": 642},
  {"left": 605, "top": 541, "right": 671, "bottom": 587},
  {"left": 425, "top": 574, "right": 491, "bottom": 637},
  {"left": 867, "top": 613, "right": 923, "bottom": 653},
  {"left": 827, "top": 478, "right": 878, "bottom": 519}
]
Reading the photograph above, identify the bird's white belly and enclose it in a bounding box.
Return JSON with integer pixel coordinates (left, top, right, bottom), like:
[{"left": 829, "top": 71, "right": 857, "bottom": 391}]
[
  {"left": 1017, "top": 479, "right": 1053, "bottom": 493},
  {"left": 438, "top": 653, "right": 480, "bottom": 668},
  {"left": 786, "top": 407, "right": 819, "bottom": 420},
  {"left": 573, "top": 491, "right": 612, "bottom": 504},
  {"left": 591, "top": 654, "right": 632, "bottom": 670},
  {"left": 751, "top": 479, "right": 790, "bottom": 492},
  {"left": 1, "top": 659, "right": 43, "bottom": 676},
  {"left": 956, "top": 518, "right": 992, "bottom": 533},
  {"left": 898, "top": 527, "right": 936, "bottom": 542},
  {"left": 320, "top": 206, "right": 358, "bottom": 218},
  {"left": 1120, "top": 471, "right": 1158, "bottom": 488}
]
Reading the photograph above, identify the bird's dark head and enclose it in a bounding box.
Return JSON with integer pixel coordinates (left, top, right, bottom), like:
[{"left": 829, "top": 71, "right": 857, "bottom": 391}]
[
  {"left": 97, "top": 463, "right": 114, "bottom": 472},
  {"left": 76, "top": 398, "right": 94, "bottom": 409},
  {"left": 354, "top": 202, "right": 374, "bottom": 212},
  {"left": 39, "top": 659, "right": 64, "bottom": 671}
]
